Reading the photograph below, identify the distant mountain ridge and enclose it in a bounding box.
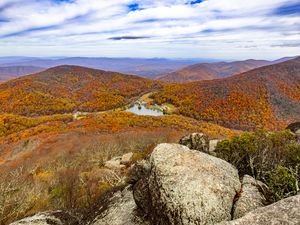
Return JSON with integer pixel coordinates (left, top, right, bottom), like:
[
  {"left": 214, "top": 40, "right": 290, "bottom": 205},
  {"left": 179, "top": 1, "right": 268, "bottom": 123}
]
[
  {"left": 153, "top": 57, "right": 300, "bottom": 130},
  {"left": 158, "top": 57, "right": 298, "bottom": 83},
  {"left": 0, "top": 66, "right": 45, "bottom": 81},
  {"left": 0, "top": 57, "right": 200, "bottom": 79},
  {"left": 0, "top": 56, "right": 297, "bottom": 82}
]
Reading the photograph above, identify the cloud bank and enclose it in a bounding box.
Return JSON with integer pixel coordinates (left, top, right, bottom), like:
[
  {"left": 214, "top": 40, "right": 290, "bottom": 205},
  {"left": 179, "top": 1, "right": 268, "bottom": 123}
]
[{"left": 0, "top": 0, "right": 299, "bottom": 59}]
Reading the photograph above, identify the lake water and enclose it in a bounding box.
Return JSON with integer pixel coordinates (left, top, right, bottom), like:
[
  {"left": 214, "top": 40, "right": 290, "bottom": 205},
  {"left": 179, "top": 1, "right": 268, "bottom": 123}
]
[{"left": 126, "top": 104, "right": 164, "bottom": 116}]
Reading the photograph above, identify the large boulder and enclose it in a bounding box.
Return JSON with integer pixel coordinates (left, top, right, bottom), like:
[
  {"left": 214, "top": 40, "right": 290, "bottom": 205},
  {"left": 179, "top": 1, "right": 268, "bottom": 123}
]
[
  {"left": 133, "top": 143, "right": 241, "bottom": 225},
  {"left": 87, "top": 186, "right": 148, "bottom": 225},
  {"left": 217, "top": 194, "right": 300, "bottom": 225},
  {"left": 233, "top": 175, "right": 267, "bottom": 219},
  {"left": 179, "top": 133, "right": 210, "bottom": 153},
  {"left": 10, "top": 211, "right": 80, "bottom": 225}
]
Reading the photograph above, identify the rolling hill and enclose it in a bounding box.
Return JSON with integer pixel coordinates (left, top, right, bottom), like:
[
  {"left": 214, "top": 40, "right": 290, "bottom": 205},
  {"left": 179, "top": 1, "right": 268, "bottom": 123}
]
[
  {"left": 0, "top": 65, "right": 161, "bottom": 116},
  {"left": 0, "top": 66, "right": 45, "bottom": 81},
  {"left": 153, "top": 57, "right": 300, "bottom": 130},
  {"left": 158, "top": 58, "right": 296, "bottom": 83}
]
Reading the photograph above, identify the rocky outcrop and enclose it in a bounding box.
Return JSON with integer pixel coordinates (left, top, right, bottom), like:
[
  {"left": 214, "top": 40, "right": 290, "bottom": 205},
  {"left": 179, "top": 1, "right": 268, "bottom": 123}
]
[
  {"left": 132, "top": 143, "right": 241, "bottom": 225},
  {"left": 9, "top": 141, "right": 300, "bottom": 225},
  {"left": 87, "top": 186, "right": 148, "bottom": 225},
  {"left": 10, "top": 211, "right": 80, "bottom": 225},
  {"left": 233, "top": 175, "right": 266, "bottom": 219},
  {"left": 179, "top": 133, "right": 210, "bottom": 153},
  {"left": 217, "top": 194, "right": 300, "bottom": 225}
]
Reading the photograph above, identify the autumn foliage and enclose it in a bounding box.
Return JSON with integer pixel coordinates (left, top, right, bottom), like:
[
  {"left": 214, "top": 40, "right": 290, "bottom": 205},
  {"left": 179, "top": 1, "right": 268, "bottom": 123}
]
[
  {"left": 0, "top": 65, "right": 162, "bottom": 116},
  {"left": 0, "top": 114, "right": 72, "bottom": 137},
  {"left": 153, "top": 57, "right": 300, "bottom": 130},
  {"left": 0, "top": 111, "right": 237, "bottom": 224}
]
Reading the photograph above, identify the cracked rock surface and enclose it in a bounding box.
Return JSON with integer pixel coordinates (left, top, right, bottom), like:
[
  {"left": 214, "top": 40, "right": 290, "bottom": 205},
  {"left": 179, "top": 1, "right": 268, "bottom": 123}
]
[{"left": 232, "top": 175, "right": 267, "bottom": 219}]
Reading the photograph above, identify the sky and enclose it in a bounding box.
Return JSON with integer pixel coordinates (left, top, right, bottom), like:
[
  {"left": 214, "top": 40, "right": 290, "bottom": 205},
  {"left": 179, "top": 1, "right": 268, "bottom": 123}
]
[{"left": 0, "top": 0, "right": 299, "bottom": 60}]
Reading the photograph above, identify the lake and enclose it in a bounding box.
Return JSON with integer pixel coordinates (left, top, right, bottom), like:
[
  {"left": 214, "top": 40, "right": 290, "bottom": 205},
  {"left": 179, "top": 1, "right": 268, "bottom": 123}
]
[{"left": 126, "top": 104, "right": 164, "bottom": 116}]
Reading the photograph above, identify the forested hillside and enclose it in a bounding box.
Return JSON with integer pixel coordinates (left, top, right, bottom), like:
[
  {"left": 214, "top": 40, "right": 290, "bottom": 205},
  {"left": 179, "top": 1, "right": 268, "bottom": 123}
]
[
  {"left": 158, "top": 59, "right": 271, "bottom": 82},
  {"left": 153, "top": 57, "right": 300, "bottom": 130},
  {"left": 0, "top": 65, "right": 161, "bottom": 115}
]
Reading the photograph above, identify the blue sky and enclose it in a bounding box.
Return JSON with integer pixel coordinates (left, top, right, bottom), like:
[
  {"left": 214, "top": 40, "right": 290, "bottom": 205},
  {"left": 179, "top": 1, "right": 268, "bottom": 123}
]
[{"left": 0, "top": 0, "right": 299, "bottom": 60}]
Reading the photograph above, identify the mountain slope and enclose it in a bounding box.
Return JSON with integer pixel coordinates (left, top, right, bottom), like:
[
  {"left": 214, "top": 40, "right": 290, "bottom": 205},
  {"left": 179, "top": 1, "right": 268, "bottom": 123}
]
[
  {"left": 0, "top": 66, "right": 45, "bottom": 81},
  {"left": 153, "top": 57, "right": 300, "bottom": 130},
  {"left": 157, "top": 58, "right": 299, "bottom": 83},
  {"left": 0, "top": 65, "right": 161, "bottom": 116}
]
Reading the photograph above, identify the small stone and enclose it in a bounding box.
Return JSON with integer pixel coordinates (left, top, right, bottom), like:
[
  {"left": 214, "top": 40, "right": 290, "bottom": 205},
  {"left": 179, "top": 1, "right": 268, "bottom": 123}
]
[
  {"left": 121, "top": 152, "right": 134, "bottom": 165},
  {"left": 105, "top": 159, "right": 122, "bottom": 170},
  {"left": 209, "top": 139, "right": 221, "bottom": 153}
]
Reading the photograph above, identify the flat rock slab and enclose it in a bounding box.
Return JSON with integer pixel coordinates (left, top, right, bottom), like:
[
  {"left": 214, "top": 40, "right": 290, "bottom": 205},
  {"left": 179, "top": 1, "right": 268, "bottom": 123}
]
[
  {"left": 10, "top": 211, "right": 80, "bottom": 225},
  {"left": 217, "top": 194, "right": 300, "bottom": 225}
]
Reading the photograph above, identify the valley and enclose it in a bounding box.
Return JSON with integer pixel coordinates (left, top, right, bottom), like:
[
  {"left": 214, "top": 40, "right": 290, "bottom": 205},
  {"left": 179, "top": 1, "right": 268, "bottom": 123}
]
[
  {"left": 1, "top": 57, "right": 299, "bottom": 131},
  {"left": 0, "top": 57, "right": 299, "bottom": 225}
]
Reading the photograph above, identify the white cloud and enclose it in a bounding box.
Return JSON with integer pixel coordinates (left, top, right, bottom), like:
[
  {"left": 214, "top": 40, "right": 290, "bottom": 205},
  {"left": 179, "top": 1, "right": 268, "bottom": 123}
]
[{"left": 0, "top": 0, "right": 299, "bottom": 59}]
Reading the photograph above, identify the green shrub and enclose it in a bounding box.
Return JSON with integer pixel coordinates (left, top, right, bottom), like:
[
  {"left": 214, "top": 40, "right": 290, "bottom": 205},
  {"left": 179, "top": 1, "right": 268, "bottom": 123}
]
[
  {"left": 265, "top": 165, "right": 299, "bottom": 201},
  {"left": 215, "top": 130, "right": 300, "bottom": 202}
]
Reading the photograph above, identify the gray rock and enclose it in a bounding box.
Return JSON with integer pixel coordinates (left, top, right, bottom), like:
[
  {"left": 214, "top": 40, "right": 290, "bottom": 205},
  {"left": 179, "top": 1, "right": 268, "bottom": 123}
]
[
  {"left": 133, "top": 143, "right": 241, "bottom": 225},
  {"left": 217, "top": 194, "right": 300, "bottom": 225},
  {"left": 179, "top": 133, "right": 210, "bottom": 153},
  {"left": 233, "top": 175, "right": 266, "bottom": 219},
  {"left": 121, "top": 152, "right": 134, "bottom": 165},
  {"left": 88, "top": 186, "right": 148, "bottom": 225},
  {"left": 10, "top": 211, "right": 80, "bottom": 225}
]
